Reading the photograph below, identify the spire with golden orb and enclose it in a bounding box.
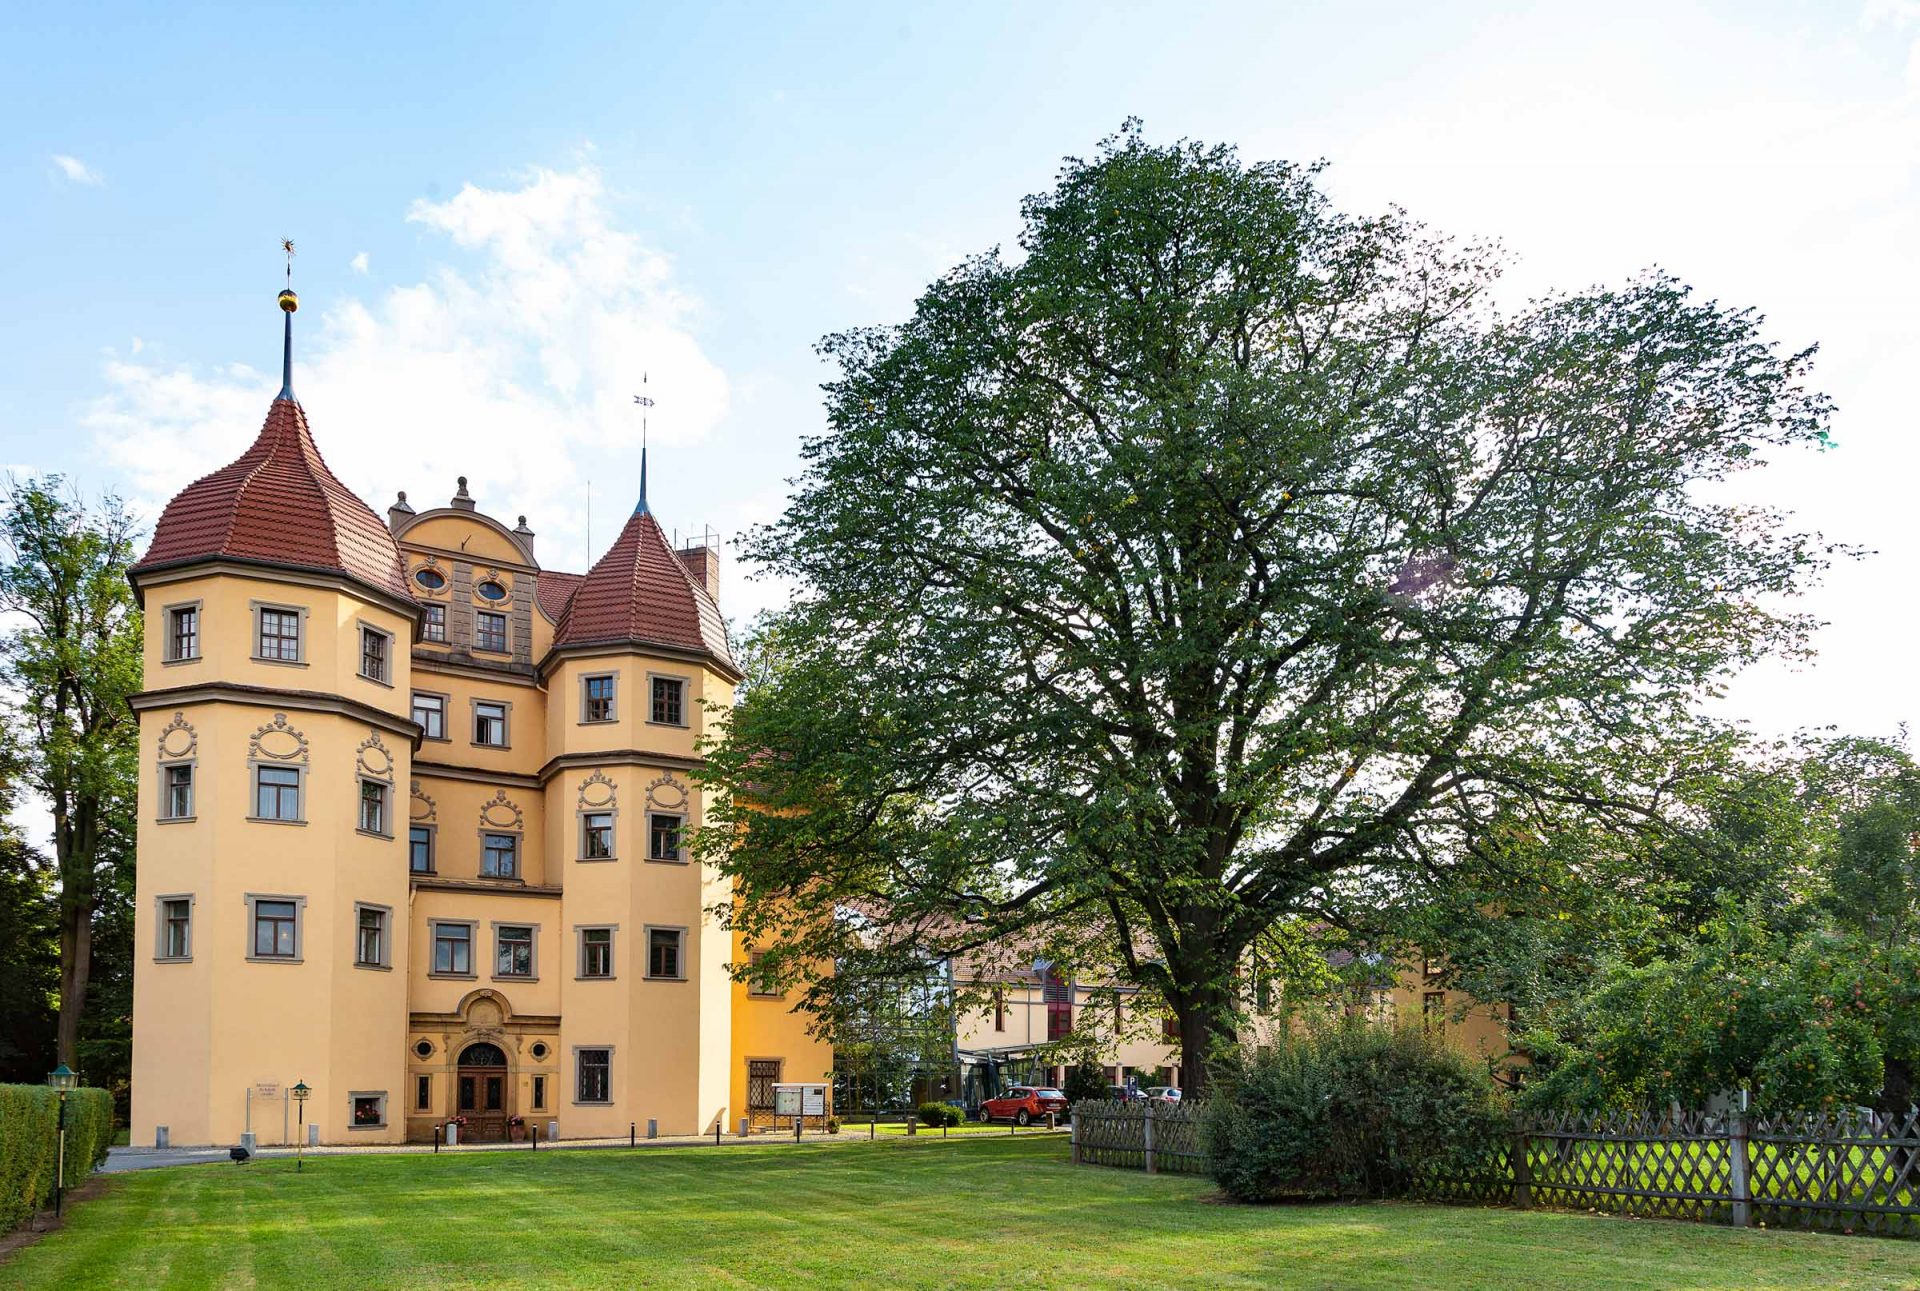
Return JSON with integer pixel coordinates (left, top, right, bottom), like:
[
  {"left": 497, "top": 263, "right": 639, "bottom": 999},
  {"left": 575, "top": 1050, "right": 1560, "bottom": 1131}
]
[{"left": 277, "top": 238, "right": 299, "bottom": 402}]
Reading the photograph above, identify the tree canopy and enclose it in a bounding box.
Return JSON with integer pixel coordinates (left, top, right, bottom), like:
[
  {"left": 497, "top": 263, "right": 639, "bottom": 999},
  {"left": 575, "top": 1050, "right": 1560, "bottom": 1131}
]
[{"left": 698, "top": 124, "right": 1838, "bottom": 1092}]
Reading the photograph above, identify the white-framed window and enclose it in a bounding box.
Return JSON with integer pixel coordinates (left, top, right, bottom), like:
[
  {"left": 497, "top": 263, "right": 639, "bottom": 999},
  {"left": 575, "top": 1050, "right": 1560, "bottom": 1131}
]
[
  {"left": 358, "top": 779, "right": 389, "bottom": 836},
  {"left": 645, "top": 926, "right": 685, "bottom": 980},
  {"left": 575, "top": 1047, "right": 612, "bottom": 1103},
  {"left": 578, "top": 926, "right": 615, "bottom": 979},
  {"left": 412, "top": 691, "right": 447, "bottom": 740},
  {"left": 581, "top": 673, "right": 616, "bottom": 723},
  {"left": 581, "top": 811, "right": 615, "bottom": 861},
  {"left": 648, "top": 812, "right": 683, "bottom": 863},
  {"left": 156, "top": 894, "right": 194, "bottom": 961},
  {"left": 473, "top": 700, "right": 508, "bottom": 747},
  {"left": 164, "top": 603, "right": 201, "bottom": 662},
  {"left": 495, "top": 923, "right": 536, "bottom": 978},
  {"left": 422, "top": 604, "right": 447, "bottom": 643},
  {"left": 252, "top": 765, "right": 303, "bottom": 822},
  {"left": 475, "top": 610, "right": 509, "bottom": 653},
  {"left": 431, "top": 921, "right": 474, "bottom": 976},
  {"left": 246, "top": 893, "right": 304, "bottom": 962},
  {"left": 160, "top": 762, "right": 194, "bottom": 820},
  {"left": 355, "top": 903, "right": 390, "bottom": 968},
  {"left": 409, "top": 824, "right": 435, "bottom": 873},
  {"left": 253, "top": 604, "right": 305, "bottom": 663},
  {"left": 481, "top": 832, "right": 519, "bottom": 879},
  {"left": 648, "top": 675, "right": 686, "bottom": 726},
  {"left": 350, "top": 1091, "right": 387, "bottom": 1129},
  {"left": 359, "top": 624, "right": 392, "bottom": 684}
]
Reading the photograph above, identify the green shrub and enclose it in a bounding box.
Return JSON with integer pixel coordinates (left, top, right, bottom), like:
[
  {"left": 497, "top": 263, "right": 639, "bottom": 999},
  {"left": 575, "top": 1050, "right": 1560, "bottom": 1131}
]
[
  {"left": 1061, "top": 1063, "right": 1107, "bottom": 1106},
  {"left": 1201, "top": 1018, "right": 1507, "bottom": 1202},
  {"left": 0, "top": 1083, "right": 115, "bottom": 1231},
  {"left": 915, "top": 1101, "right": 960, "bottom": 1128}
]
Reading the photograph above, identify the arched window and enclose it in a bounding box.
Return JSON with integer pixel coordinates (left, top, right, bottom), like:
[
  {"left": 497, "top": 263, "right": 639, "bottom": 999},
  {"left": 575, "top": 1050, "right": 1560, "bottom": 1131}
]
[{"left": 459, "top": 1042, "right": 507, "bottom": 1067}]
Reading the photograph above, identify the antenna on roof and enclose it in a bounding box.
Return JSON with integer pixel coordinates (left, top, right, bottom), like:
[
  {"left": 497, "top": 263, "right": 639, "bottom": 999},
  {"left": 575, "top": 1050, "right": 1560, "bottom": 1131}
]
[{"left": 633, "top": 374, "right": 655, "bottom": 516}]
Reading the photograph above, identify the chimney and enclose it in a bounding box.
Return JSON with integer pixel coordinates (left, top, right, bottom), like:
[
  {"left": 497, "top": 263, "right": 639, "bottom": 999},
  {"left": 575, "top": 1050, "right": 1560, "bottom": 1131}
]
[
  {"left": 676, "top": 542, "right": 720, "bottom": 604},
  {"left": 451, "top": 476, "right": 476, "bottom": 512},
  {"left": 513, "top": 515, "right": 535, "bottom": 561},
  {"left": 387, "top": 490, "right": 415, "bottom": 533}
]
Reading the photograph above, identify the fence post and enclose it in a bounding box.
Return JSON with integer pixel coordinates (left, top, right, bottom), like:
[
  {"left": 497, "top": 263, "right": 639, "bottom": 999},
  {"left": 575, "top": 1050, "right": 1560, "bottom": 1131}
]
[
  {"left": 1144, "top": 1100, "right": 1157, "bottom": 1175},
  {"left": 1512, "top": 1122, "right": 1531, "bottom": 1209},
  {"left": 1071, "top": 1105, "right": 1081, "bottom": 1166},
  {"left": 1728, "top": 1111, "right": 1752, "bottom": 1229}
]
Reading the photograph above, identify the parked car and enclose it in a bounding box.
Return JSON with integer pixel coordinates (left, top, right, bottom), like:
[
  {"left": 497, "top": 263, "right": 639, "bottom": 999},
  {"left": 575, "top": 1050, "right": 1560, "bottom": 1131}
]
[
  {"left": 977, "top": 1086, "right": 1070, "bottom": 1125},
  {"left": 1143, "top": 1086, "right": 1182, "bottom": 1103},
  {"left": 1105, "top": 1085, "right": 1145, "bottom": 1102}
]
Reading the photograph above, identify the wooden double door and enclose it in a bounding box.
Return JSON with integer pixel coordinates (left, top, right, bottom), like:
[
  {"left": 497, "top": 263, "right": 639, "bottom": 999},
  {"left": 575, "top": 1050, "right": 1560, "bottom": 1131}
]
[{"left": 458, "top": 1042, "right": 512, "bottom": 1141}]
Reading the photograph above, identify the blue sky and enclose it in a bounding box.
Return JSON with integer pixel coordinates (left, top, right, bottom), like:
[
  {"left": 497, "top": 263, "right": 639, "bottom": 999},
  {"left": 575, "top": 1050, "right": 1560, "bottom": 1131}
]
[{"left": 4, "top": 0, "right": 1917, "bottom": 743}]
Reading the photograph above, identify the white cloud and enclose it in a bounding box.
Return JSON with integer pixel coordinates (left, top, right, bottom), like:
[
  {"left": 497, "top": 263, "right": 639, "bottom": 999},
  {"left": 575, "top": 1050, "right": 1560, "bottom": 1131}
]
[
  {"left": 85, "top": 164, "right": 729, "bottom": 576},
  {"left": 51, "top": 154, "right": 102, "bottom": 185},
  {"left": 350, "top": 251, "right": 369, "bottom": 274}
]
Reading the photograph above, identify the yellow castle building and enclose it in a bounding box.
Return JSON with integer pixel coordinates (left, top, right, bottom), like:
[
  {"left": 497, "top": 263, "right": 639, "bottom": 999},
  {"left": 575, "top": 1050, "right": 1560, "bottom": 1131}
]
[{"left": 127, "top": 288, "right": 829, "bottom": 1146}]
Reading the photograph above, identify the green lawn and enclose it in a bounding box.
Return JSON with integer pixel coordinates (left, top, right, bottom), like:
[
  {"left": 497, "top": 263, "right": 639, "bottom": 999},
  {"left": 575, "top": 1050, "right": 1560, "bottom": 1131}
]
[{"left": 8, "top": 1136, "right": 1920, "bottom": 1290}]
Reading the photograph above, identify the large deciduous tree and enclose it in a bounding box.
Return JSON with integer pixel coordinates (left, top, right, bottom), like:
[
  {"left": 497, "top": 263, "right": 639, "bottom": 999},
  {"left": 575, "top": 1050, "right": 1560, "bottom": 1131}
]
[
  {"left": 0, "top": 478, "right": 141, "bottom": 1071},
  {"left": 700, "top": 125, "right": 1837, "bottom": 1094}
]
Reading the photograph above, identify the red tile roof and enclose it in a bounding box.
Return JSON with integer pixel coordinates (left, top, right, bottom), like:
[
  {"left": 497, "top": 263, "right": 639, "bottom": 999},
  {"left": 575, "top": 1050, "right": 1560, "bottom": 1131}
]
[
  {"left": 551, "top": 507, "right": 735, "bottom": 674},
  {"left": 131, "top": 397, "right": 411, "bottom": 604},
  {"left": 535, "top": 570, "right": 583, "bottom": 623}
]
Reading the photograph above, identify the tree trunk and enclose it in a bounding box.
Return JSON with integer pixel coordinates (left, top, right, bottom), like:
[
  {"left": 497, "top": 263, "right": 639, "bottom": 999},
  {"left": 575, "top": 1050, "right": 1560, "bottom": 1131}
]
[
  {"left": 56, "top": 891, "right": 94, "bottom": 1068},
  {"left": 1880, "top": 1056, "right": 1914, "bottom": 1117},
  {"left": 1175, "top": 986, "right": 1233, "bottom": 1098}
]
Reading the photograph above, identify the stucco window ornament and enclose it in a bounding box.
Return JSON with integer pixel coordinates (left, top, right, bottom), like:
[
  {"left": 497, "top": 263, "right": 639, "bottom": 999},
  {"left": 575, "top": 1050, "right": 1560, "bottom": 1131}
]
[
  {"left": 478, "top": 789, "right": 524, "bottom": 831},
  {"left": 356, "top": 730, "right": 394, "bottom": 783},
  {"left": 156, "top": 710, "right": 198, "bottom": 760},
  {"left": 248, "top": 713, "right": 309, "bottom": 763},
  {"left": 410, "top": 779, "right": 437, "bottom": 823},
  {"left": 577, "top": 769, "right": 617, "bottom": 810},
  {"left": 645, "top": 772, "right": 688, "bottom": 811}
]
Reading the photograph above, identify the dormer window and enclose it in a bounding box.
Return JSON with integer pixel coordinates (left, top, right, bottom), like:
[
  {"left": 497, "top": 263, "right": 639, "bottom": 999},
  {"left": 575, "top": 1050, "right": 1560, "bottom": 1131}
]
[{"left": 476, "top": 579, "right": 508, "bottom": 602}]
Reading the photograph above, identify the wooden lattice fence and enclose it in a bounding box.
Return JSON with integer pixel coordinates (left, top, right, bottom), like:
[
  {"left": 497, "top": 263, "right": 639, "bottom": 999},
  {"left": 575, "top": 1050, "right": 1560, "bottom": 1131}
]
[
  {"left": 1070, "top": 1100, "right": 1209, "bottom": 1176},
  {"left": 1074, "top": 1099, "right": 1920, "bottom": 1239}
]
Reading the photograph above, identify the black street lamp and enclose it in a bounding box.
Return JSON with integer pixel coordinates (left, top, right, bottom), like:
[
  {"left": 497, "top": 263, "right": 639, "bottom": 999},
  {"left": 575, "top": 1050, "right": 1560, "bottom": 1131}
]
[
  {"left": 46, "top": 1063, "right": 77, "bottom": 1217},
  {"left": 291, "top": 1080, "right": 310, "bottom": 1172}
]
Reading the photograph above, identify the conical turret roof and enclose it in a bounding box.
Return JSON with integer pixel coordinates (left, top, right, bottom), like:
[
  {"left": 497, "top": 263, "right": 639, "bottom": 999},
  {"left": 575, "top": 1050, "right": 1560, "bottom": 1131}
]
[
  {"left": 131, "top": 396, "right": 411, "bottom": 604},
  {"left": 550, "top": 506, "right": 735, "bottom": 675}
]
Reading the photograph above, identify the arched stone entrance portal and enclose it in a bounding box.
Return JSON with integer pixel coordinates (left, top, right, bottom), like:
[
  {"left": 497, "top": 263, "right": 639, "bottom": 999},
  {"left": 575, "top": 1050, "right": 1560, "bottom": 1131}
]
[{"left": 458, "top": 1041, "right": 512, "bottom": 1141}]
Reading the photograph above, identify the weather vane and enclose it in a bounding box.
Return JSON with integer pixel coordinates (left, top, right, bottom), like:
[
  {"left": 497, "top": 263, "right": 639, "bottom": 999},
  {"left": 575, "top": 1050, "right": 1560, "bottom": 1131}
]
[
  {"left": 633, "top": 373, "right": 654, "bottom": 515},
  {"left": 282, "top": 238, "right": 295, "bottom": 287}
]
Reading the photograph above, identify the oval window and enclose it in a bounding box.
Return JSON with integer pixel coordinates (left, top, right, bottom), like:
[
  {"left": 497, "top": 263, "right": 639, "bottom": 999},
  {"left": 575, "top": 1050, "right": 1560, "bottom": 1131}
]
[
  {"left": 414, "top": 567, "right": 446, "bottom": 591},
  {"left": 476, "top": 580, "right": 508, "bottom": 602},
  {"left": 414, "top": 1039, "right": 434, "bottom": 1059},
  {"left": 530, "top": 1042, "right": 549, "bottom": 1060}
]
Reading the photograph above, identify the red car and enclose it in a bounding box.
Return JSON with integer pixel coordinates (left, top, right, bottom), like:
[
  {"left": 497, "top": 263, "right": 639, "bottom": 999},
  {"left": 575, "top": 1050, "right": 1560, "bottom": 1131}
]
[{"left": 976, "top": 1086, "right": 1069, "bottom": 1126}]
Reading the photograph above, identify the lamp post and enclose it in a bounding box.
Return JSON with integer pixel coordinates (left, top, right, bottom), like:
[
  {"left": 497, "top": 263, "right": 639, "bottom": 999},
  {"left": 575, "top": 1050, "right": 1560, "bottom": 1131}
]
[
  {"left": 291, "top": 1081, "right": 310, "bottom": 1172},
  {"left": 46, "top": 1064, "right": 77, "bottom": 1217}
]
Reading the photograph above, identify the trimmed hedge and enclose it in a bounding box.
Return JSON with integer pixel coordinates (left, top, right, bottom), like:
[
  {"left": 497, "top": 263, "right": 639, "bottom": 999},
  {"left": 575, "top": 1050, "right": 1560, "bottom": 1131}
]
[
  {"left": 916, "top": 1101, "right": 963, "bottom": 1128},
  {"left": 1, "top": 1083, "right": 115, "bottom": 1231}
]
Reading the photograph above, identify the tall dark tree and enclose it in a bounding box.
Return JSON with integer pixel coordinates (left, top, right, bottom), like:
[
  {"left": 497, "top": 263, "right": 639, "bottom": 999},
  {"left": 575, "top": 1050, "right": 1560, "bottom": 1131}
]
[
  {"left": 0, "top": 725, "right": 58, "bottom": 1081},
  {"left": 700, "top": 125, "right": 1837, "bottom": 1094},
  {"left": 0, "top": 478, "right": 142, "bottom": 1071}
]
